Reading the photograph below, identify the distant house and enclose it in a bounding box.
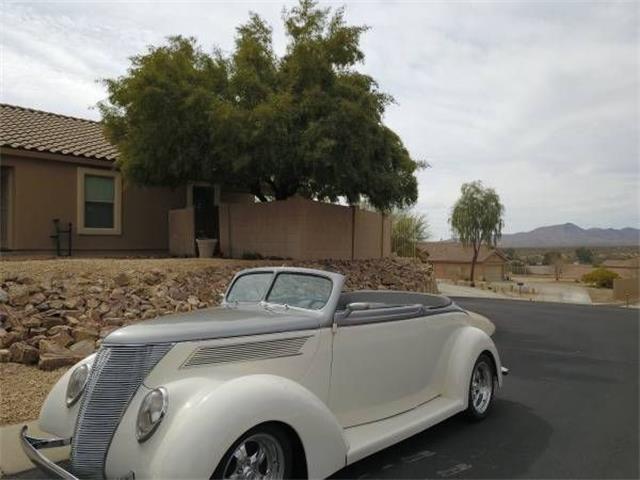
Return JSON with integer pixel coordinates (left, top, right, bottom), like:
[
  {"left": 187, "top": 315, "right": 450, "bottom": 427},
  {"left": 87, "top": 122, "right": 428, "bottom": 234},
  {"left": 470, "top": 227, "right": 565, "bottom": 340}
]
[
  {"left": 0, "top": 104, "right": 223, "bottom": 255},
  {"left": 418, "top": 242, "right": 508, "bottom": 282}
]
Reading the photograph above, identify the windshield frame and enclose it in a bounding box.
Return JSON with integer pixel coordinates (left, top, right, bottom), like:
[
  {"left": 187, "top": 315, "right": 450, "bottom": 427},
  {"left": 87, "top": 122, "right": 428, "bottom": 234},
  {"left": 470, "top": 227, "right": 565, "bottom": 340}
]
[{"left": 224, "top": 269, "right": 335, "bottom": 312}]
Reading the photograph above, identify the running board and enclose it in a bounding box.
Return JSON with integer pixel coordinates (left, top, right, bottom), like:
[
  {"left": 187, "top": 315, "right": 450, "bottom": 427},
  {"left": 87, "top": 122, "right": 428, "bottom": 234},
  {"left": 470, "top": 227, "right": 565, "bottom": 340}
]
[{"left": 343, "top": 396, "right": 464, "bottom": 464}]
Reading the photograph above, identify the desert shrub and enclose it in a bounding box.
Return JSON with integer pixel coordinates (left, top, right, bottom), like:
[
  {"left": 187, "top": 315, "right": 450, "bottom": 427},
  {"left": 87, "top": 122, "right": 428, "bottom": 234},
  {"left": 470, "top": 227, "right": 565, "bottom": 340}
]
[{"left": 581, "top": 268, "right": 619, "bottom": 288}]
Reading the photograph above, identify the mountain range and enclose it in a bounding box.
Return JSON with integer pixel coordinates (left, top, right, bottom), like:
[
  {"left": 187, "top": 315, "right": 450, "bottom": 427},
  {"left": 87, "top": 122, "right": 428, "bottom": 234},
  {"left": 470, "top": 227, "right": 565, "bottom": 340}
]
[{"left": 499, "top": 223, "right": 639, "bottom": 248}]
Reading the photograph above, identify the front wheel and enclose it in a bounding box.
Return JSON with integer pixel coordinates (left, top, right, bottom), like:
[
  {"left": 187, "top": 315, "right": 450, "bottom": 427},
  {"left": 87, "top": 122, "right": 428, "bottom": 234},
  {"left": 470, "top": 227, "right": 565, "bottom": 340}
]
[
  {"left": 466, "top": 353, "right": 495, "bottom": 420},
  {"left": 212, "top": 424, "right": 293, "bottom": 480}
]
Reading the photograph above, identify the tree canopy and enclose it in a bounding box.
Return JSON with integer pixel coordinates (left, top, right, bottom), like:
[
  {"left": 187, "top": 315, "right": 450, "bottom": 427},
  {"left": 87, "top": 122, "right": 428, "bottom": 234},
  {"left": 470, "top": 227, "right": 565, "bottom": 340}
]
[
  {"left": 391, "top": 210, "right": 430, "bottom": 257},
  {"left": 99, "top": 0, "right": 421, "bottom": 210},
  {"left": 450, "top": 181, "right": 504, "bottom": 283}
]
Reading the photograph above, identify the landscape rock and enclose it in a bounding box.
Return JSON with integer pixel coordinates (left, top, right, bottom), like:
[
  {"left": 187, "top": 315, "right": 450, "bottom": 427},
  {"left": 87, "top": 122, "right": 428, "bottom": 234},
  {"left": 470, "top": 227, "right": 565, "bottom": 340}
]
[
  {"left": 69, "top": 340, "right": 96, "bottom": 357},
  {"left": 39, "top": 354, "right": 78, "bottom": 370},
  {"left": 0, "top": 257, "right": 435, "bottom": 370},
  {"left": 49, "top": 330, "right": 74, "bottom": 348},
  {"left": 72, "top": 327, "right": 99, "bottom": 342},
  {"left": 114, "top": 272, "right": 130, "bottom": 287},
  {"left": 0, "top": 348, "right": 10, "bottom": 362},
  {"left": 9, "top": 342, "right": 39, "bottom": 364},
  {"left": 8, "top": 286, "right": 30, "bottom": 306}
]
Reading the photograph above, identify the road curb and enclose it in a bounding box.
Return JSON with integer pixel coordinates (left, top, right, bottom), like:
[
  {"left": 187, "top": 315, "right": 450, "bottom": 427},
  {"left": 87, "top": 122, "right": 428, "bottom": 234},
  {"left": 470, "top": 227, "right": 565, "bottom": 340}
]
[{"left": 0, "top": 421, "right": 69, "bottom": 476}]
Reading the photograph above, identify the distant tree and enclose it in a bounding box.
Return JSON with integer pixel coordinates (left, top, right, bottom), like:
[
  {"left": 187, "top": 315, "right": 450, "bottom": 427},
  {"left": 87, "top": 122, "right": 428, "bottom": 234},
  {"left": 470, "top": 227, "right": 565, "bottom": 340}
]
[
  {"left": 543, "top": 251, "right": 564, "bottom": 280},
  {"left": 392, "top": 210, "right": 430, "bottom": 257},
  {"left": 575, "top": 247, "right": 594, "bottom": 265},
  {"left": 582, "top": 268, "right": 619, "bottom": 288},
  {"left": 99, "top": 0, "right": 422, "bottom": 210},
  {"left": 503, "top": 248, "right": 517, "bottom": 260},
  {"left": 449, "top": 181, "right": 505, "bottom": 285}
]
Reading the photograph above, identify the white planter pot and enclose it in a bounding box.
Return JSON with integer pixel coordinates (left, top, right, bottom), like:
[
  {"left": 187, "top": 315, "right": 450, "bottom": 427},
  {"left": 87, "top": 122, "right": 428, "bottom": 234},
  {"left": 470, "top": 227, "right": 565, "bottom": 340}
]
[{"left": 196, "top": 238, "right": 218, "bottom": 258}]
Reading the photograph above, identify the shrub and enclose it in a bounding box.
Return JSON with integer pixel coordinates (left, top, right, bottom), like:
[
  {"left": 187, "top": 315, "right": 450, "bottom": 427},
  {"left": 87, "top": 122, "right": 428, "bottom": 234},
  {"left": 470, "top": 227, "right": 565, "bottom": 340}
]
[{"left": 581, "top": 268, "right": 619, "bottom": 288}]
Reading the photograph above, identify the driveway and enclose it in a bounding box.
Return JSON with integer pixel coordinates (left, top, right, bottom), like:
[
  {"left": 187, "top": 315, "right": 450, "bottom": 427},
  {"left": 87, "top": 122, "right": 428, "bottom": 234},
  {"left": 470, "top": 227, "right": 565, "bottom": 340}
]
[
  {"left": 9, "top": 300, "right": 639, "bottom": 479},
  {"left": 333, "top": 299, "right": 638, "bottom": 479}
]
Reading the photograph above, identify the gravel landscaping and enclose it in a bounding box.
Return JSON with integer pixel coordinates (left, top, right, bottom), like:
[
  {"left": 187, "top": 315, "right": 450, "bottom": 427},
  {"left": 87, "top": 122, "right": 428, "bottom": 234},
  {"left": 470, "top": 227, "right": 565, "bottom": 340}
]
[{"left": 0, "top": 256, "right": 435, "bottom": 425}]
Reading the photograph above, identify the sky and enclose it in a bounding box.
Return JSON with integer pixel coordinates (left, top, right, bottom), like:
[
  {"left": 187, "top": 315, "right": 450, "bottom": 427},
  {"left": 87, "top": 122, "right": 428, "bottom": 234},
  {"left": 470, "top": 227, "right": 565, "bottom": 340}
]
[{"left": 2, "top": 0, "right": 638, "bottom": 240}]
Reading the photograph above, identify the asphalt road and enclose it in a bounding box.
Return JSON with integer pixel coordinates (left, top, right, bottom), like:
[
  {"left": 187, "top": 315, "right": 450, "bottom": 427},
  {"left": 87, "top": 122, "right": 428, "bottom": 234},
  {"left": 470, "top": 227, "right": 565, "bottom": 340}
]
[
  {"left": 11, "top": 299, "right": 639, "bottom": 479},
  {"left": 332, "top": 298, "right": 639, "bottom": 479}
]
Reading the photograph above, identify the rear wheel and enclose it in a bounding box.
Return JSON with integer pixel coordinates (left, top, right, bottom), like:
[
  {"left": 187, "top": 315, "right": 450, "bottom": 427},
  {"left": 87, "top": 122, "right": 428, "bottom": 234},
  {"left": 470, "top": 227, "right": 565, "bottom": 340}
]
[
  {"left": 212, "top": 424, "right": 293, "bottom": 479},
  {"left": 466, "top": 353, "right": 495, "bottom": 420}
]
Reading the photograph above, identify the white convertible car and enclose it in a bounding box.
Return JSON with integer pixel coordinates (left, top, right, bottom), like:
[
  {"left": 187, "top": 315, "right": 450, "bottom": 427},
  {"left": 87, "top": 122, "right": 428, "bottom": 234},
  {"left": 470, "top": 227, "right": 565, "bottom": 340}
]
[{"left": 22, "top": 267, "right": 507, "bottom": 480}]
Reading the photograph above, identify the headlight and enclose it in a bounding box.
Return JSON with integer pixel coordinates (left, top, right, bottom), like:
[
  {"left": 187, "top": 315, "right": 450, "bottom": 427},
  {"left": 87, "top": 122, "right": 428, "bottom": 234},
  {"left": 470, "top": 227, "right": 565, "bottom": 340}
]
[
  {"left": 136, "top": 387, "right": 168, "bottom": 442},
  {"left": 66, "top": 364, "right": 91, "bottom": 407}
]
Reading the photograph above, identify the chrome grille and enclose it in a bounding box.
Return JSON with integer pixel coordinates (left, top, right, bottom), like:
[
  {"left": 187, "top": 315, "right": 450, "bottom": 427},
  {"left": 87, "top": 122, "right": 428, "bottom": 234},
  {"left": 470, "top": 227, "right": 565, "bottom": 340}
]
[
  {"left": 71, "top": 344, "right": 172, "bottom": 479},
  {"left": 183, "top": 336, "right": 310, "bottom": 368}
]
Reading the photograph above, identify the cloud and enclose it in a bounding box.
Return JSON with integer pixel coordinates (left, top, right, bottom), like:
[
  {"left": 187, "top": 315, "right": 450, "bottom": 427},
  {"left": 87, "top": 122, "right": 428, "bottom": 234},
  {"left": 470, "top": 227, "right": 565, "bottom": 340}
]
[{"left": 2, "top": 1, "right": 638, "bottom": 239}]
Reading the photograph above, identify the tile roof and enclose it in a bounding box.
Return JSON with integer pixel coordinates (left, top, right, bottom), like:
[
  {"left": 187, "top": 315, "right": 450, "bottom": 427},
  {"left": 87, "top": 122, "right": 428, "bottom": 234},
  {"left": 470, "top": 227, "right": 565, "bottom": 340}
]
[
  {"left": 0, "top": 103, "right": 119, "bottom": 161},
  {"left": 418, "top": 242, "right": 507, "bottom": 263}
]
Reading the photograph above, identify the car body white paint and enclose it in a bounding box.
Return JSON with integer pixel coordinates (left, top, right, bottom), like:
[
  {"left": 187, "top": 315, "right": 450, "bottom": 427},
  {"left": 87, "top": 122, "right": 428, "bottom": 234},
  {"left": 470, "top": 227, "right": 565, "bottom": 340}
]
[{"left": 34, "top": 267, "right": 505, "bottom": 479}]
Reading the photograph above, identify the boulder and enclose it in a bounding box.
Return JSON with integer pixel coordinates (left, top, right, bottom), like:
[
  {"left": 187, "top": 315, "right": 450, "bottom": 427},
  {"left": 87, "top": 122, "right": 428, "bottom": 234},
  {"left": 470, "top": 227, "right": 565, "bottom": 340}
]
[
  {"left": 69, "top": 339, "right": 96, "bottom": 357},
  {"left": 72, "top": 327, "right": 99, "bottom": 342},
  {"left": 9, "top": 342, "right": 39, "bottom": 364},
  {"left": 29, "top": 292, "right": 46, "bottom": 305},
  {"left": 49, "top": 330, "right": 74, "bottom": 348},
  {"left": 0, "top": 349, "right": 10, "bottom": 362},
  {"left": 8, "top": 285, "right": 29, "bottom": 306},
  {"left": 0, "top": 288, "right": 8, "bottom": 304},
  {"left": 39, "top": 354, "right": 78, "bottom": 371},
  {"left": 39, "top": 339, "right": 70, "bottom": 355},
  {"left": 0, "top": 330, "right": 20, "bottom": 348},
  {"left": 48, "top": 325, "right": 72, "bottom": 336},
  {"left": 114, "top": 273, "right": 130, "bottom": 287},
  {"left": 42, "top": 316, "right": 66, "bottom": 328}
]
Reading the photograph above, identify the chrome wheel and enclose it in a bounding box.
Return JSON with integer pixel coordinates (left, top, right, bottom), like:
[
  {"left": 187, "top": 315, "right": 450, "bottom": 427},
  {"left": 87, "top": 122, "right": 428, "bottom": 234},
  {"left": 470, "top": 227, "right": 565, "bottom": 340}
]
[
  {"left": 222, "top": 433, "right": 285, "bottom": 480},
  {"left": 471, "top": 361, "right": 493, "bottom": 414}
]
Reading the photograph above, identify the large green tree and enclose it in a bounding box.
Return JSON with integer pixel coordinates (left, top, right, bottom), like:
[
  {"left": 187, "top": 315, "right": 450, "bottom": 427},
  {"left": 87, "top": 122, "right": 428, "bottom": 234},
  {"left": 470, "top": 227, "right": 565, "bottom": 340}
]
[
  {"left": 99, "top": 0, "right": 421, "bottom": 210},
  {"left": 450, "top": 181, "right": 505, "bottom": 284}
]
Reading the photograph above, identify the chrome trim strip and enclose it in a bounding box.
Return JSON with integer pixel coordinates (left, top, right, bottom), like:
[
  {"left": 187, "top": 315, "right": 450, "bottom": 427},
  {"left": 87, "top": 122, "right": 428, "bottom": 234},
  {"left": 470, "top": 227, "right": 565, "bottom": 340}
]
[{"left": 20, "top": 426, "right": 77, "bottom": 480}]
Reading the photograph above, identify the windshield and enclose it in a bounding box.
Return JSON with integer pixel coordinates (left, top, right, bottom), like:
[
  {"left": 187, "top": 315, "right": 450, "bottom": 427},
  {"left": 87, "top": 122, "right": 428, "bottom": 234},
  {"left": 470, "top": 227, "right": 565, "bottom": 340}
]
[
  {"left": 226, "top": 272, "right": 273, "bottom": 303},
  {"left": 266, "top": 273, "right": 333, "bottom": 310}
]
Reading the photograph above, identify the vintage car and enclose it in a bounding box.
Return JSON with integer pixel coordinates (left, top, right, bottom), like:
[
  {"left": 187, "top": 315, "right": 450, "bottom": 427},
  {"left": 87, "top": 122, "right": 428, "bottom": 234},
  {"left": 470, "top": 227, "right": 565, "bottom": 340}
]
[{"left": 22, "top": 266, "right": 507, "bottom": 480}]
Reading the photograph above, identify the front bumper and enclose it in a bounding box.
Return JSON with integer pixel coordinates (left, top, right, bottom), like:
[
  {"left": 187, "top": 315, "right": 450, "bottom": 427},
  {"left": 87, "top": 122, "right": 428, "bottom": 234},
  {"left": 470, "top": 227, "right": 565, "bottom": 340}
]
[{"left": 19, "top": 425, "right": 78, "bottom": 479}]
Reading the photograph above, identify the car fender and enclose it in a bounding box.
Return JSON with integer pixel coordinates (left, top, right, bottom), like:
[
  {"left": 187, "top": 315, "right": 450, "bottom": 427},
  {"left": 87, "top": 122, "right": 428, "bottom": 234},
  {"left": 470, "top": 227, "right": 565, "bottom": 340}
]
[
  {"left": 38, "top": 354, "right": 96, "bottom": 437},
  {"left": 441, "top": 326, "right": 503, "bottom": 407},
  {"left": 106, "top": 374, "right": 347, "bottom": 480}
]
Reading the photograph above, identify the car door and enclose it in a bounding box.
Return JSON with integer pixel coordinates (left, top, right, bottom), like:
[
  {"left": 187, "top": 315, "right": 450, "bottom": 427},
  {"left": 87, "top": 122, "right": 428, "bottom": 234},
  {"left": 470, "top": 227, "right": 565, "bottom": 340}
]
[{"left": 329, "top": 307, "right": 451, "bottom": 427}]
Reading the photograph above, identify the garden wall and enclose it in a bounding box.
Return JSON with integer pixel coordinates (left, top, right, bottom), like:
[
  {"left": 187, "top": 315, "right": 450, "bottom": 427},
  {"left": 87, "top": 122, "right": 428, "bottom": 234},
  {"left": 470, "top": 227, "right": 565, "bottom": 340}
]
[{"left": 219, "top": 197, "right": 391, "bottom": 260}]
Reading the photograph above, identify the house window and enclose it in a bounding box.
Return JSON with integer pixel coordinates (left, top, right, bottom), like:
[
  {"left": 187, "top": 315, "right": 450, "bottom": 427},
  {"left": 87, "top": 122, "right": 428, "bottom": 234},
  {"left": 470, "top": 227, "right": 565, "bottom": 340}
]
[{"left": 77, "top": 168, "right": 122, "bottom": 235}]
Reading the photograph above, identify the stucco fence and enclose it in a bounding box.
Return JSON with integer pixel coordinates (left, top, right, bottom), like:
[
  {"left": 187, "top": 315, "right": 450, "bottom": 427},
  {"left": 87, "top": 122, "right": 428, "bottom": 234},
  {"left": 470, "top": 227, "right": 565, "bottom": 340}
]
[
  {"left": 216, "top": 197, "right": 391, "bottom": 260},
  {"left": 613, "top": 278, "right": 640, "bottom": 302}
]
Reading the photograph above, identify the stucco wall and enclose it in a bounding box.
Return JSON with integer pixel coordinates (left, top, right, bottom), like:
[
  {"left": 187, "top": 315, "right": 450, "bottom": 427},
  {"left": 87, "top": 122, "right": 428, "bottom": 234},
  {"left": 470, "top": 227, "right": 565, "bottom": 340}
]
[
  {"left": 613, "top": 278, "right": 640, "bottom": 301},
  {"left": 433, "top": 261, "right": 505, "bottom": 282},
  {"left": 1, "top": 155, "right": 185, "bottom": 252},
  {"left": 219, "top": 197, "right": 390, "bottom": 260}
]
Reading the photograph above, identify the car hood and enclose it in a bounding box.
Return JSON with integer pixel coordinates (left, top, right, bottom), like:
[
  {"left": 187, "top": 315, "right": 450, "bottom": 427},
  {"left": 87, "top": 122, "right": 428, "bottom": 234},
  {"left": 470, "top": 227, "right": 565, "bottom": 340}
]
[{"left": 104, "top": 306, "right": 322, "bottom": 345}]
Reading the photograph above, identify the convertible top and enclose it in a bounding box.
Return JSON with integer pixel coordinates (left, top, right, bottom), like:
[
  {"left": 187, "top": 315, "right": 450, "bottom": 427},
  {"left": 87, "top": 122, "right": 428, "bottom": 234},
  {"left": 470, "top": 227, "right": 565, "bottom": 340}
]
[{"left": 337, "top": 290, "right": 453, "bottom": 310}]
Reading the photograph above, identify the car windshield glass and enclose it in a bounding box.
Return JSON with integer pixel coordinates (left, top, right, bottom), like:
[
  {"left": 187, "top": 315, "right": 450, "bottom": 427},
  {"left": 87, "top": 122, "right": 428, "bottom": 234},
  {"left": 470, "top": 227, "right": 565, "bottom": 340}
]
[
  {"left": 266, "top": 273, "right": 332, "bottom": 310},
  {"left": 226, "top": 272, "right": 273, "bottom": 303}
]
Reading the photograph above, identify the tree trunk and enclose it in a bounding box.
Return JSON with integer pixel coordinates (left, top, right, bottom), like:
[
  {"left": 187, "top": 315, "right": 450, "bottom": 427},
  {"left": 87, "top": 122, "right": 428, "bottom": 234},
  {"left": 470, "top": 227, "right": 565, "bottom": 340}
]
[{"left": 470, "top": 246, "right": 480, "bottom": 286}]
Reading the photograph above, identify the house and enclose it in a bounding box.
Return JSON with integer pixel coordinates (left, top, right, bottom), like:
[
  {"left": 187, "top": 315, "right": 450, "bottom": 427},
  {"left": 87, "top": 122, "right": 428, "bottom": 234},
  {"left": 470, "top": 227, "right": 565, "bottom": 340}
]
[
  {"left": 418, "top": 241, "right": 508, "bottom": 282},
  {"left": 0, "top": 103, "right": 391, "bottom": 260},
  {"left": 0, "top": 103, "right": 223, "bottom": 255}
]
